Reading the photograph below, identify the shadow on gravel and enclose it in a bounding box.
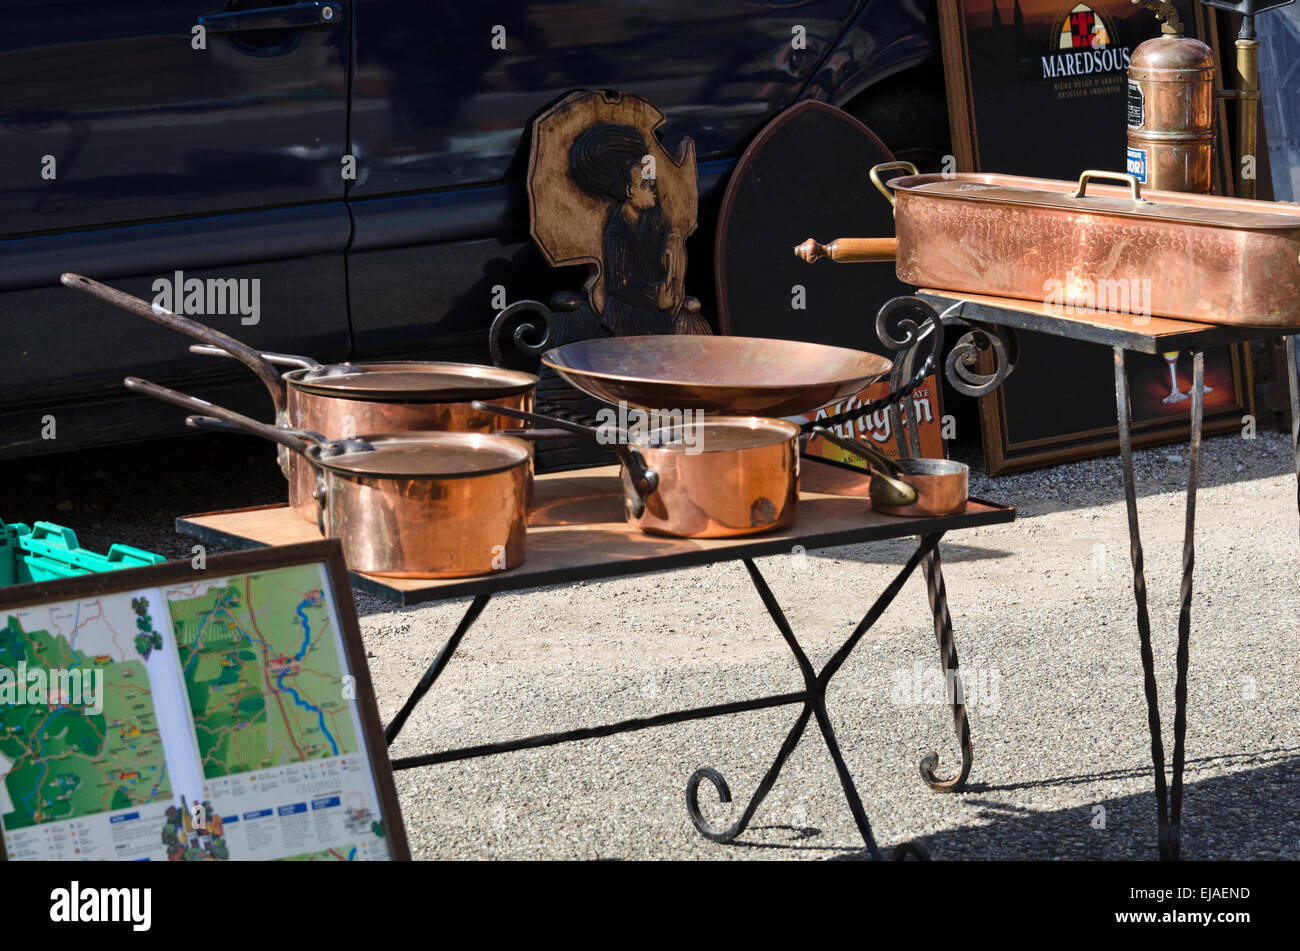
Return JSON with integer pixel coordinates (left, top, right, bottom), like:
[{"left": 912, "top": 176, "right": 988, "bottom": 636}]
[
  {"left": 910, "top": 750, "right": 1299, "bottom": 860},
  {"left": 695, "top": 747, "right": 1300, "bottom": 861},
  {"left": 810, "top": 541, "right": 1015, "bottom": 566}
]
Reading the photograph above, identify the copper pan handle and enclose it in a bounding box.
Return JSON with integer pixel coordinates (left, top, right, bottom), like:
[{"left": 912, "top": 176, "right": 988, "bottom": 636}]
[
  {"left": 868, "top": 160, "right": 919, "bottom": 209},
  {"left": 123, "top": 376, "right": 321, "bottom": 457},
  {"left": 62, "top": 273, "right": 287, "bottom": 417},
  {"left": 794, "top": 237, "right": 897, "bottom": 263},
  {"left": 189, "top": 344, "right": 322, "bottom": 371},
  {"left": 1070, "top": 169, "right": 1146, "bottom": 202},
  {"left": 812, "top": 425, "right": 905, "bottom": 479},
  {"left": 472, "top": 400, "right": 660, "bottom": 513}
]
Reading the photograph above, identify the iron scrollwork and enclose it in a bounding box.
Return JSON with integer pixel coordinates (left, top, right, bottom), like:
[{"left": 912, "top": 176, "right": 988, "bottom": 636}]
[
  {"left": 869, "top": 297, "right": 1014, "bottom": 795},
  {"left": 488, "top": 299, "right": 555, "bottom": 370}
]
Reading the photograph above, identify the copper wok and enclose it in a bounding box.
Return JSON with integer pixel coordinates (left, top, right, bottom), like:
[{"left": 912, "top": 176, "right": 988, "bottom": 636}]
[
  {"left": 125, "top": 378, "right": 529, "bottom": 579},
  {"left": 540, "top": 335, "right": 892, "bottom": 416},
  {"left": 63, "top": 273, "right": 537, "bottom": 522},
  {"left": 477, "top": 401, "right": 799, "bottom": 538}
]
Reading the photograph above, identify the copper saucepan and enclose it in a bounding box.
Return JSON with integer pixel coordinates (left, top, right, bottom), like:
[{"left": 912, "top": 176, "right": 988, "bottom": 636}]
[
  {"left": 63, "top": 273, "right": 538, "bottom": 522},
  {"left": 476, "top": 401, "right": 800, "bottom": 538},
  {"left": 125, "top": 378, "right": 529, "bottom": 578},
  {"left": 816, "top": 426, "right": 968, "bottom": 517}
]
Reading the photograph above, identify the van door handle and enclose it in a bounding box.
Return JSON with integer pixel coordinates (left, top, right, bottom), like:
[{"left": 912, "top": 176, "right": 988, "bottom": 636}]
[{"left": 198, "top": 2, "right": 342, "bottom": 34}]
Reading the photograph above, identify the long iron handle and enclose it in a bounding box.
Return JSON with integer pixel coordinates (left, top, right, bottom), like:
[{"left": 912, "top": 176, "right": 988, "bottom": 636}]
[
  {"left": 62, "top": 272, "right": 287, "bottom": 417},
  {"left": 472, "top": 400, "right": 660, "bottom": 507},
  {"left": 122, "top": 376, "right": 320, "bottom": 456}
]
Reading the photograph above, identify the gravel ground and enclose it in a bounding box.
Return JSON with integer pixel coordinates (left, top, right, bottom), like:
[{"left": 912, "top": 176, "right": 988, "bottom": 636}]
[{"left": 6, "top": 428, "right": 1299, "bottom": 860}]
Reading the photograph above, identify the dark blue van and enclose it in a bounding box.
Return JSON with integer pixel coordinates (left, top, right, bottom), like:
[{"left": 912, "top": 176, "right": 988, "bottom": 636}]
[{"left": 0, "top": 0, "right": 946, "bottom": 457}]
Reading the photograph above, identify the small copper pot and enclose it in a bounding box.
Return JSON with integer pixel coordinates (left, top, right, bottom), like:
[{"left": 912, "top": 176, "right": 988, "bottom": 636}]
[
  {"left": 815, "top": 425, "right": 968, "bottom": 517},
  {"left": 626, "top": 417, "right": 799, "bottom": 537},
  {"left": 477, "top": 402, "right": 800, "bottom": 538},
  {"left": 873, "top": 458, "right": 969, "bottom": 518}
]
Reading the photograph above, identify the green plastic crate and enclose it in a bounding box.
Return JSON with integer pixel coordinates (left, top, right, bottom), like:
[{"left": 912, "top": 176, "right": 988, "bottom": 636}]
[{"left": 0, "top": 518, "right": 165, "bottom": 587}]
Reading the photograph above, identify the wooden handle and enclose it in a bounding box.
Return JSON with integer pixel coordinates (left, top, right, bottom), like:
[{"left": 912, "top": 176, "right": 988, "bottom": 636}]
[{"left": 793, "top": 237, "right": 897, "bottom": 263}]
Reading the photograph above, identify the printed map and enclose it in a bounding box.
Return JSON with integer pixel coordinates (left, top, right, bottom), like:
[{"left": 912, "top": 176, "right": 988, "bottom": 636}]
[
  {"left": 164, "top": 566, "right": 356, "bottom": 778},
  {"left": 0, "top": 600, "right": 169, "bottom": 830}
]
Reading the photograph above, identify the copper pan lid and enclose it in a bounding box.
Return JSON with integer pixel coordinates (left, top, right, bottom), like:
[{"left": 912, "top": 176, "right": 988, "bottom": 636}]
[
  {"left": 635, "top": 416, "right": 800, "bottom": 452},
  {"left": 286, "top": 361, "right": 538, "bottom": 402},
  {"left": 310, "top": 432, "right": 531, "bottom": 478},
  {"left": 891, "top": 173, "right": 1300, "bottom": 230}
]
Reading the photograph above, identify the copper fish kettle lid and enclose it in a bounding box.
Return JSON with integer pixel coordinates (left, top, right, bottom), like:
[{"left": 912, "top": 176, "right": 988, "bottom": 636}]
[{"left": 888, "top": 170, "right": 1300, "bottom": 231}]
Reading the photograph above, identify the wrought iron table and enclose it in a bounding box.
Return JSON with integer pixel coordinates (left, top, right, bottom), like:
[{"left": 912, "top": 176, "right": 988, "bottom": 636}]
[
  {"left": 908, "top": 289, "right": 1300, "bottom": 860},
  {"left": 178, "top": 459, "right": 1014, "bottom": 859}
]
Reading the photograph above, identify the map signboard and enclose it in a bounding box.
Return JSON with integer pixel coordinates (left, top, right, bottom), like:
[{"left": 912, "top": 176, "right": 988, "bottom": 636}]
[{"left": 0, "top": 540, "right": 407, "bottom": 861}]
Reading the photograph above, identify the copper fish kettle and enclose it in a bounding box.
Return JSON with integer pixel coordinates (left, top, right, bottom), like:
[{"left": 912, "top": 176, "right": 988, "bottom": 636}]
[{"left": 796, "top": 162, "right": 1300, "bottom": 327}]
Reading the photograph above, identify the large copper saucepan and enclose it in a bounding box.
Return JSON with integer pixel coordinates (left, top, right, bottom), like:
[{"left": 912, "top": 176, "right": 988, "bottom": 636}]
[
  {"left": 795, "top": 162, "right": 1300, "bottom": 327},
  {"left": 125, "top": 378, "right": 529, "bottom": 578},
  {"left": 63, "top": 273, "right": 537, "bottom": 521},
  {"left": 476, "top": 401, "right": 800, "bottom": 538},
  {"left": 539, "top": 335, "right": 893, "bottom": 416}
]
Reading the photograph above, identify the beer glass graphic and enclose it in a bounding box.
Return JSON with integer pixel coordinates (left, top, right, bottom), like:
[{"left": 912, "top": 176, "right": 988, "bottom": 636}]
[{"left": 1162, "top": 351, "right": 1212, "bottom": 404}]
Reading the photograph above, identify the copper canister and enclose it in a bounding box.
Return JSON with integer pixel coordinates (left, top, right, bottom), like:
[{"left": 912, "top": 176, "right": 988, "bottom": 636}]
[{"left": 1126, "top": 30, "right": 1215, "bottom": 194}]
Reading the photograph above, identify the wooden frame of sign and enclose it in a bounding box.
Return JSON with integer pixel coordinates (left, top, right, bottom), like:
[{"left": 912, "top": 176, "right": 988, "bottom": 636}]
[
  {"left": 936, "top": 0, "right": 1254, "bottom": 473},
  {"left": 0, "top": 540, "right": 410, "bottom": 861}
]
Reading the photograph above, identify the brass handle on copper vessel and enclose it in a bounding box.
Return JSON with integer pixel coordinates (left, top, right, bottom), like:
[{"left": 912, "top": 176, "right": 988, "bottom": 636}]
[
  {"left": 868, "top": 161, "right": 919, "bottom": 209},
  {"left": 812, "top": 426, "right": 918, "bottom": 508},
  {"left": 794, "top": 237, "right": 897, "bottom": 263},
  {"left": 1070, "top": 169, "right": 1146, "bottom": 202}
]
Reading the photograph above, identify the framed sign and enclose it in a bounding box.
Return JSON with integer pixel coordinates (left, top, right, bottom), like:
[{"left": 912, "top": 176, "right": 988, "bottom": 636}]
[
  {"left": 937, "top": 0, "right": 1254, "bottom": 472},
  {"left": 714, "top": 99, "right": 947, "bottom": 464},
  {"left": 0, "top": 540, "right": 409, "bottom": 861}
]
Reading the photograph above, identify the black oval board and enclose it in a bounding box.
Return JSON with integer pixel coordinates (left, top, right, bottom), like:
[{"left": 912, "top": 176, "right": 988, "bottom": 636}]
[{"left": 714, "top": 99, "right": 906, "bottom": 350}]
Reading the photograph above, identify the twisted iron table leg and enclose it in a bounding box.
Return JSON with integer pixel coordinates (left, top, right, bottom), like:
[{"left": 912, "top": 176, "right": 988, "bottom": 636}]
[
  {"left": 1114, "top": 347, "right": 1203, "bottom": 860},
  {"left": 1287, "top": 335, "right": 1300, "bottom": 541},
  {"left": 1168, "top": 351, "right": 1204, "bottom": 860},
  {"left": 686, "top": 540, "right": 941, "bottom": 858},
  {"left": 685, "top": 558, "right": 819, "bottom": 845},
  {"left": 1114, "top": 347, "right": 1170, "bottom": 855},
  {"left": 919, "top": 538, "right": 973, "bottom": 792}
]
